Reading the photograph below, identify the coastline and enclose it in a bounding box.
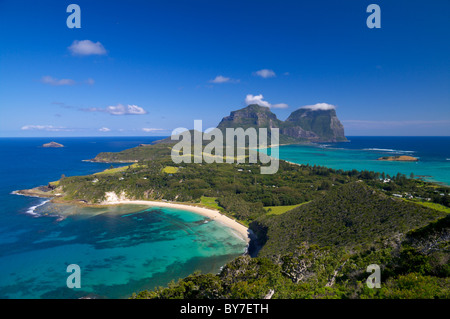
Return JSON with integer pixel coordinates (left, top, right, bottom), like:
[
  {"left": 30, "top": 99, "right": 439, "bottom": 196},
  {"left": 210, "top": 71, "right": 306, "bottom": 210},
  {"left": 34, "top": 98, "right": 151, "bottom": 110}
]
[
  {"left": 13, "top": 187, "right": 251, "bottom": 244},
  {"left": 13, "top": 180, "right": 252, "bottom": 244},
  {"left": 82, "top": 159, "right": 138, "bottom": 163},
  {"left": 99, "top": 199, "right": 251, "bottom": 244}
]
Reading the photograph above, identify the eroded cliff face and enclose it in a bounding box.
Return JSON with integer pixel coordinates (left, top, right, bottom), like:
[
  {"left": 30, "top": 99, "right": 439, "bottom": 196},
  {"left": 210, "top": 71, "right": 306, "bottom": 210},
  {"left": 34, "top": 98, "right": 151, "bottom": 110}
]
[
  {"left": 282, "top": 108, "right": 347, "bottom": 142},
  {"left": 217, "top": 104, "right": 283, "bottom": 130}
]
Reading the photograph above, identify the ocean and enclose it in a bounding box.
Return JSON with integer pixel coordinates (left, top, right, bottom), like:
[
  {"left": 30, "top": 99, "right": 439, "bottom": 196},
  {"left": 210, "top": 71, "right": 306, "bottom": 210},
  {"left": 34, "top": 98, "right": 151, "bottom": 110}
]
[
  {"left": 0, "top": 136, "right": 449, "bottom": 299},
  {"left": 278, "top": 136, "right": 450, "bottom": 186},
  {"left": 0, "top": 137, "right": 247, "bottom": 299}
]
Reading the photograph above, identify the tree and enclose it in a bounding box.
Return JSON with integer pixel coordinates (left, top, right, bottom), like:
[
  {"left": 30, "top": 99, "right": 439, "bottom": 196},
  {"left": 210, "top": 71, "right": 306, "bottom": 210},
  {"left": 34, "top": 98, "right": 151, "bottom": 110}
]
[{"left": 319, "top": 180, "right": 332, "bottom": 191}]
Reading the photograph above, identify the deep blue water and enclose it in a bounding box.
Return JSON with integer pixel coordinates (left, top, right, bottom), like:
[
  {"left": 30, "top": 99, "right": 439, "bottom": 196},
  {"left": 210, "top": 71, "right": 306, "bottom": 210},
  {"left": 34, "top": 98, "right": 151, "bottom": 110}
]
[
  {"left": 0, "top": 137, "right": 247, "bottom": 299},
  {"left": 0, "top": 137, "right": 163, "bottom": 234}
]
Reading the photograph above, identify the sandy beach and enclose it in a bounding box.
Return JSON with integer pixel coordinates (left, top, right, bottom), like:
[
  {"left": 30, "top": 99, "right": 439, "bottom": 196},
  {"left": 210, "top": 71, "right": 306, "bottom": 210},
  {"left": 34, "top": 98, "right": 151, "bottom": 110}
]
[{"left": 100, "top": 198, "right": 251, "bottom": 243}]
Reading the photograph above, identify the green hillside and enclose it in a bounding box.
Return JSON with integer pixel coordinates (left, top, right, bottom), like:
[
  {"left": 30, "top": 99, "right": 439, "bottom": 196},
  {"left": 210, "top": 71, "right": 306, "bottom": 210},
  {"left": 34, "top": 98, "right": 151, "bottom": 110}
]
[
  {"left": 90, "top": 143, "right": 172, "bottom": 162},
  {"left": 253, "top": 182, "right": 446, "bottom": 257}
]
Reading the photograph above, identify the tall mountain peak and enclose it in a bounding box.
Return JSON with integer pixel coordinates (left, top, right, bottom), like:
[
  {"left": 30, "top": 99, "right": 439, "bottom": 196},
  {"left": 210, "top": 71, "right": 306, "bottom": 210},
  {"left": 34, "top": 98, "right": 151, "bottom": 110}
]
[
  {"left": 216, "top": 104, "right": 347, "bottom": 143},
  {"left": 282, "top": 107, "right": 347, "bottom": 142},
  {"left": 217, "top": 104, "right": 283, "bottom": 130}
]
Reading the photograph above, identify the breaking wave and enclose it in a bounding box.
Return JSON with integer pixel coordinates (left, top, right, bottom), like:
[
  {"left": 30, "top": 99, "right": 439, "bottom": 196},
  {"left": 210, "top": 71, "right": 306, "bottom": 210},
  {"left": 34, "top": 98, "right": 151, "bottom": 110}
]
[
  {"left": 25, "top": 200, "right": 51, "bottom": 217},
  {"left": 363, "top": 148, "right": 415, "bottom": 154}
]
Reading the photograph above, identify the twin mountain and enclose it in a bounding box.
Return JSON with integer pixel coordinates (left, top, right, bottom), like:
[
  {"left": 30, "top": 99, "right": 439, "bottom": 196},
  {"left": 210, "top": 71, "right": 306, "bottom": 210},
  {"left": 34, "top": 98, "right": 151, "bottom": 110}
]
[
  {"left": 156, "top": 104, "right": 347, "bottom": 145},
  {"left": 217, "top": 104, "right": 347, "bottom": 143}
]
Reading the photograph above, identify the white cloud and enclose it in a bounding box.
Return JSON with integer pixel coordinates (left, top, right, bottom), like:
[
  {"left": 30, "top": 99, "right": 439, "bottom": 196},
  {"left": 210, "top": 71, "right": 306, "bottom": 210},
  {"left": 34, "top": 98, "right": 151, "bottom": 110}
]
[
  {"left": 254, "top": 69, "right": 276, "bottom": 78},
  {"left": 98, "top": 127, "right": 111, "bottom": 132},
  {"left": 42, "top": 76, "right": 95, "bottom": 86},
  {"left": 107, "top": 104, "right": 146, "bottom": 115},
  {"left": 84, "top": 104, "right": 147, "bottom": 115},
  {"left": 300, "top": 103, "right": 336, "bottom": 111},
  {"left": 209, "top": 75, "right": 240, "bottom": 84},
  {"left": 68, "top": 40, "right": 107, "bottom": 56},
  {"left": 41, "top": 76, "right": 75, "bottom": 86},
  {"left": 245, "top": 94, "right": 271, "bottom": 107},
  {"left": 245, "top": 94, "right": 288, "bottom": 109},
  {"left": 21, "top": 125, "right": 73, "bottom": 132},
  {"left": 210, "top": 75, "right": 230, "bottom": 83},
  {"left": 142, "top": 128, "right": 164, "bottom": 132}
]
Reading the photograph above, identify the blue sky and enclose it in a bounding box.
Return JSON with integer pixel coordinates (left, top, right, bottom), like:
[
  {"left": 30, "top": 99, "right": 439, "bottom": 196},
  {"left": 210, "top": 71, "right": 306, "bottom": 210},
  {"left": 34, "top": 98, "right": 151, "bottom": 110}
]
[{"left": 0, "top": 0, "right": 449, "bottom": 137}]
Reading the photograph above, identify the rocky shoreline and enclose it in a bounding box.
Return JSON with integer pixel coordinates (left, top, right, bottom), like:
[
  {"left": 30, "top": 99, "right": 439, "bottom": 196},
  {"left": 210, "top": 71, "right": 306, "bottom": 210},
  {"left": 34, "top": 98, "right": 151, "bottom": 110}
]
[{"left": 13, "top": 185, "right": 60, "bottom": 198}]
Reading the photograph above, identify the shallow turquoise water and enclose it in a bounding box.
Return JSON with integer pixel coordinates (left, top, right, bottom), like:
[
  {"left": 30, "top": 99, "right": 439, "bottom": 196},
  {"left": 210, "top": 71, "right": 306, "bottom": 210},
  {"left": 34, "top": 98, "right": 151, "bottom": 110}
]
[
  {"left": 0, "top": 203, "right": 246, "bottom": 299},
  {"left": 276, "top": 137, "right": 450, "bottom": 186}
]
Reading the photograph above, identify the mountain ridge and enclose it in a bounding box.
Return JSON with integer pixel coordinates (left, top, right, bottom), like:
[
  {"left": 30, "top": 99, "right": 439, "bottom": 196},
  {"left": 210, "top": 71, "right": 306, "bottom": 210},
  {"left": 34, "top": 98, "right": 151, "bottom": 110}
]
[
  {"left": 151, "top": 103, "right": 347, "bottom": 145},
  {"left": 217, "top": 104, "right": 347, "bottom": 143}
]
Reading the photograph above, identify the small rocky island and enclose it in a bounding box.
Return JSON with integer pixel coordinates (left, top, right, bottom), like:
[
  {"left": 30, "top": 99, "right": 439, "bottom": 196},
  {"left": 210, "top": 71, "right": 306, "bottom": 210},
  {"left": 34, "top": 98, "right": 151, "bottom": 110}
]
[
  {"left": 42, "top": 142, "right": 64, "bottom": 148},
  {"left": 377, "top": 155, "right": 418, "bottom": 162}
]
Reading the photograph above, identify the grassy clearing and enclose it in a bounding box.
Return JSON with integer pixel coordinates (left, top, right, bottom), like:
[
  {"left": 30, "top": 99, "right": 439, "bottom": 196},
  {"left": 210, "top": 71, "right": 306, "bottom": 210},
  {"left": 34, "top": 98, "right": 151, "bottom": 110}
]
[
  {"left": 264, "top": 202, "right": 311, "bottom": 216},
  {"left": 410, "top": 201, "right": 450, "bottom": 214},
  {"left": 171, "top": 153, "right": 250, "bottom": 163},
  {"left": 94, "top": 163, "right": 144, "bottom": 176},
  {"left": 162, "top": 166, "right": 179, "bottom": 174},
  {"left": 200, "top": 196, "right": 222, "bottom": 211}
]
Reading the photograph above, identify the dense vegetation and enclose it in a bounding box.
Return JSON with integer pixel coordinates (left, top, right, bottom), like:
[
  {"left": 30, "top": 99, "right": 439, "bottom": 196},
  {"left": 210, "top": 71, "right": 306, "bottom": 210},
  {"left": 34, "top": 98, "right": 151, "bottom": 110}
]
[
  {"left": 253, "top": 182, "right": 445, "bottom": 257},
  {"left": 39, "top": 141, "right": 449, "bottom": 299},
  {"left": 91, "top": 143, "right": 172, "bottom": 163},
  {"left": 132, "top": 242, "right": 449, "bottom": 299},
  {"left": 60, "top": 147, "right": 371, "bottom": 223},
  {"left": 133, "top": 214, "right": 449, "bottom": 299}
]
